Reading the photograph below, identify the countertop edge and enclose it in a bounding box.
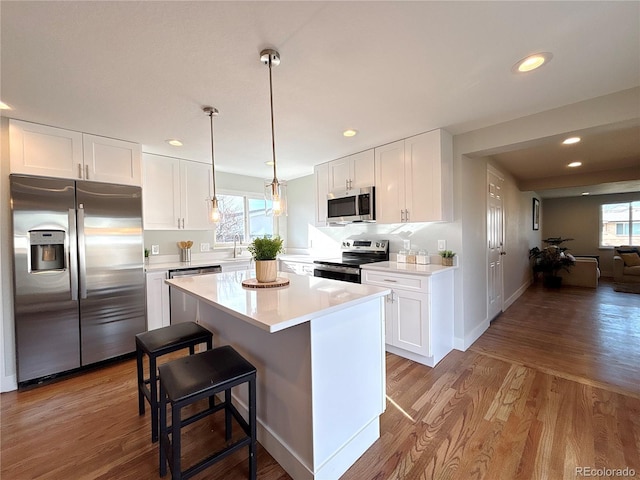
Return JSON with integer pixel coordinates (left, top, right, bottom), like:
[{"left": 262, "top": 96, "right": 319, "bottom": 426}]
[
  {"left": 165, "top": 277, "right": 391, "bottom": 333},
  {"left": 361, "top": 261, "right": 457, "bottom": 276}
]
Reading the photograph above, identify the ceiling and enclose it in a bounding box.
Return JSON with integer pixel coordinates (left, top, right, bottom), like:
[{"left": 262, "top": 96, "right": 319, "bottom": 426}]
[{"left": 2, "top": 1, "right": 639, "bottom": 197}]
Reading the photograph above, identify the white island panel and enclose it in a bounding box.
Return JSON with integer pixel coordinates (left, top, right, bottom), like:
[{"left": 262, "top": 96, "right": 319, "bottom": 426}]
[{"left": 165, "top": 270, "right": 390, "bottom": 480}]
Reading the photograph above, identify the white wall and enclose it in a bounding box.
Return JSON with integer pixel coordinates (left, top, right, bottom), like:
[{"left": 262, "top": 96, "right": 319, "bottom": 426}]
[
  {"left": 1, "top": 117, "right": 17, "bottom": 390},
  {"left": 542, "top": 192, "right": 640, "bottom": 276},
  {"left": 285, "top": 175, "right": 315, "bottom": 251}
]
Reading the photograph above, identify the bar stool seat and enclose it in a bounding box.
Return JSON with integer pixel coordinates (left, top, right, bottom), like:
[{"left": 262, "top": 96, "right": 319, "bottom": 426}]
[
  {"left": 135, "top": 322, "right": 213, "bottom": 442},
  {"left": 158, "top": 345, "right": 257, "bottom": 480}
]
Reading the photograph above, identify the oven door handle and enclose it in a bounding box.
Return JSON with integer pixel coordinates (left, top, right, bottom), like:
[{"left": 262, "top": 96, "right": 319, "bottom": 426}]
[{"left": 314, "top": 264, "right": 361, "bottom": 276}]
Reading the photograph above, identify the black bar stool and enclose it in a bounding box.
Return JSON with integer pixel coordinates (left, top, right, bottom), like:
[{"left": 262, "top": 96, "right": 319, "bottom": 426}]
[
  {"left": 135, "top": 322, "right": 213, "bottom": 442},
  {"left": 158, "top": 345, "right": 257, "bottom": 480}
]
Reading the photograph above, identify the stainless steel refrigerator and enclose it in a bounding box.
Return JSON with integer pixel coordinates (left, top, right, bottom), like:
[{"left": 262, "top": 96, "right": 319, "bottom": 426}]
[{"left": 10, "top": 174, "right": 146, "bottom": 384}]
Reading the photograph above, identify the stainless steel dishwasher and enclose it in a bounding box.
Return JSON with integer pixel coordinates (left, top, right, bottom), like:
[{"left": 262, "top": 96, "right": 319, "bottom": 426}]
[{"left": 168, "top": 265, "right": 222, "bottom": 324}]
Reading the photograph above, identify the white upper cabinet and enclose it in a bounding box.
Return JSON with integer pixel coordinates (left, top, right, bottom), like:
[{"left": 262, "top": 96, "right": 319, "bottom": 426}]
[
  {"left": 314, "top": 162, "right": 329, "bottom": 226},
  {"left": 9, "top": 119, "right": 142, "bottom": 186},
  {"left": 142, "top": 153, "right": 212, "bottom": 230},
  {"left": 180, "top": 160, "right": 213, "bottom": 230},
  {"left": 373, "top": 140, "right": 405, "bottom": 224},
  {"left": 82, "top": 134, "right": 141, "bottom": 186},
  {"left": 142, "top": 154, "right": 181, "bottom": 229},
  {"left": 10, "top": 119, "right": 83, "bottom": 179},
  {"left": 327, "top": 149, "right": 374, "bottom": 192},
  {"left": 375, "top": 129, "right": 453, "bottom": 223}
]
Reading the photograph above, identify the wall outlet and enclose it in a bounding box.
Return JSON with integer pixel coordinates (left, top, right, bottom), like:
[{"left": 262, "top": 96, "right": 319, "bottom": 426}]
[
  {"left": 151, "top": 244, "right": 159, "bottom": 255},
  {"left": 437, "top": 240, "right": 446, "bottom": 251},
  {"left": 403, "top": 239, "right": 411, "bottom": 250},
  {"left": 200, "top": 242, "right": 210, "bottom": 252}
]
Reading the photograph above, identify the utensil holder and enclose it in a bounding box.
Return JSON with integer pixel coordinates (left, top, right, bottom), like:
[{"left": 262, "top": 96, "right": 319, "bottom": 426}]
[{"left": 180, "top": 248, "right": 191, "bottom": 262}]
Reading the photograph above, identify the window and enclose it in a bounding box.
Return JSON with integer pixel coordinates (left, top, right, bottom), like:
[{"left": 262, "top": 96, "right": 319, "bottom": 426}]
[
  {"left": 600, "top": 201, "right": 640, "bottom": 247},
  {"left": 214, "top": 193, "right": 274, "bottom": 244}
]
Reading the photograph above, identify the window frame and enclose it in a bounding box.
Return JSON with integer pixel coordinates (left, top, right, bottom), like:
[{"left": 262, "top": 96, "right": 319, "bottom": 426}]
[
  {"left": 599, "top": 201, "right": 640, "bottom": 248},
  {"left": 214, "top": 189, "right": 275, "bottom": 246}
]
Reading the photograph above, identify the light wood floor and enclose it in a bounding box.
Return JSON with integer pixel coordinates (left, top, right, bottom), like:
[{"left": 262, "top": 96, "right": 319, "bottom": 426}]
[{"left": 2, "top": 279, "right": 639, "bottom": 479}]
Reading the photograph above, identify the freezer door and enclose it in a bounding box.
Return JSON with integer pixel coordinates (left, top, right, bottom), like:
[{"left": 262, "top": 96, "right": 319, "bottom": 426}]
[
  {"left": 76, "top": 181, "right": 145, "bottom": 365},
  {"left": 10, "top": 175, "right": 81, "bottom": 383}
]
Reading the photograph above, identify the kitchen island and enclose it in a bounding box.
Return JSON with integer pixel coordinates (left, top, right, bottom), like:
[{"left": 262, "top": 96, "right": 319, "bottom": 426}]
[{"left": 165, "top": 270, "right": 390, "bottom": 480}]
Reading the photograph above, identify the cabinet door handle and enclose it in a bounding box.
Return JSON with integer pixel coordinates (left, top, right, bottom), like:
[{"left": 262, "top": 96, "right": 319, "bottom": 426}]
[
  {"left": 78, "top": 163, "right": 83, "bottom": 179},
  {"left": 177, "top": 218, "right": 181, "bottom": 229},
  {"left": 85, "top": 164, "right": 89, "bottom": 180},
  {"left": 384, "top": 279, "right": 397, "bottom": 283},
  {"left": 400, "top": 210, "right": 405, "bottom": 222},
  {"left": 406, "top": 209, "right": 409, "bottom": 222},
  {"left": 181, "top": 218, "right": 185, "bottom": 229}
]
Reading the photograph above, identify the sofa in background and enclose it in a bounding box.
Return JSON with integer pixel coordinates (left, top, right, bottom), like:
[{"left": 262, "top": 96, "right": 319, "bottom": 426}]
[
  {"left": 559, "top": 257, "right": 600, "bottom": 288},
  {"left": 613, "top": 246, "right": 640, "bottom": 293}
]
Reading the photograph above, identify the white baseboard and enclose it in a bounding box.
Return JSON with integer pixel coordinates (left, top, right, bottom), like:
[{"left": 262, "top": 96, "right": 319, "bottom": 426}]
[
  {"left": 454, "top": 318, "right": 490, "bottom": 352},
  {"left": 504, "top": 280, "right": 531, "bottom": 310},
  {"left": 1, "top": 373, "right": 17, "bottom": 392}
]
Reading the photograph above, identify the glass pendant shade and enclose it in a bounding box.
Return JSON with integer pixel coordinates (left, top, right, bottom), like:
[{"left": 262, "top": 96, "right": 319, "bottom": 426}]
[
  {"left": 265, "top": 179, "right": 287, "bottom": 217},
  {"left": 208, "top": 196, "right": 221, "bottom": 223}
]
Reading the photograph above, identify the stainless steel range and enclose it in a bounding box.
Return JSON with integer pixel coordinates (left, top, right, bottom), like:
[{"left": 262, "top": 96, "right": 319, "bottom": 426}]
[{"left": 314, "top": 239, "right": 389, "bottom": 283}]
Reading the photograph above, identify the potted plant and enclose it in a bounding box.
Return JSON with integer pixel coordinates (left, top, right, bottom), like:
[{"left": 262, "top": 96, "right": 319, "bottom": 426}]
[
  {"left": 528, "top": 237, "right": 575, "bottom": 288},
  {"left": 440, "top": 250, "right": 456, "bottom": 266},
  {"left": 247, "top": 236, "right": 284, "bottom": 283}
]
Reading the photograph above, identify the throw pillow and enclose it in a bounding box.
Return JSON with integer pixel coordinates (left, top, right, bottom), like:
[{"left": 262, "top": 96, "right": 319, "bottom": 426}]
[
  {"left": 620, "top": 252, "right": 640, "bottom": 267},
  {"left": 616, "top": 246, "right": 640, "bottom": 255}
]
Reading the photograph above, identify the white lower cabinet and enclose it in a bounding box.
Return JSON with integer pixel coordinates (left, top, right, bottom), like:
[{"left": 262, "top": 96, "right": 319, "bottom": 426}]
[
  {"left": 221, "top": 261, "right": 251, "bottom": 272},
  {"left": 279, "top": 259, "right": 315, "bottom": 276},
  {"left": 145, "top": 270, "right": 170, "bottom": 331},
  {"left": 363, "top": 268, "right": 454, "bottom": 367}
]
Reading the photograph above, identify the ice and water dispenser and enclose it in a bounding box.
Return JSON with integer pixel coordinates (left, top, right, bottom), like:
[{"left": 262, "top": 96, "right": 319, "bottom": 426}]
[{"left": 29, "top": 230, "right": 66, "bottom": 272}]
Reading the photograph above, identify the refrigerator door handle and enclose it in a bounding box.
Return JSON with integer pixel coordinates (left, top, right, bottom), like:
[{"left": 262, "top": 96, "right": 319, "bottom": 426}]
[
  {"left": 77, "top": 206, "right": 88, "bottom": 299},
  {"left": 69, "top": 208, "right": 79, "bottom": 301}
]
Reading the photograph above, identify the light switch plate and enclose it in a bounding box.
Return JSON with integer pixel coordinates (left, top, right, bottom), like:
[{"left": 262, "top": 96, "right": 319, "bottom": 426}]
[
  {"left": 403, "top": 239, "right": 411, "bottom": 250},
  {"left": 151, "top": 244, "right": 159, "bottom": 255},
  {"left": 200, "top": 242, "right": 210, "bottom": 252},
  {"left": 437, "top": 240, "right": 446, "bottom": 251}
]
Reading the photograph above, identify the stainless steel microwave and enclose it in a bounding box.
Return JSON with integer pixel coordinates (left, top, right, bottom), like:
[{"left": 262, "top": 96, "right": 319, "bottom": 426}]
[{"left": 327, "top": 187, "right": 375, "bottom": 223}]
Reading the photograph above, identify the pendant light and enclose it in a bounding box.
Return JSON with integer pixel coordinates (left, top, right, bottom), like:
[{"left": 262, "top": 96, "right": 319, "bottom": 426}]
[
  {"left": 261, "top": 48, "right": 287, "bottom": 217},
  {"left": 203, "top": 106, "right": 221, "bottom": 223}
]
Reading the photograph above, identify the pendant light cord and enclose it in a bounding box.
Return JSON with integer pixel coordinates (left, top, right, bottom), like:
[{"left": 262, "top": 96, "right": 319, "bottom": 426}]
[
  {"left": 208, "top": 109, "right": 217, "bottom": 198},
  {"left": 267, "top": 56, "right": 278, "bottom": 184}
]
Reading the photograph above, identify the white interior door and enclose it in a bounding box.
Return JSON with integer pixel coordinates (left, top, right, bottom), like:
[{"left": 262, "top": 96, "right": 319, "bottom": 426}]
[{"left": 487, "top": 166, "right": 505, "bottom": 321}]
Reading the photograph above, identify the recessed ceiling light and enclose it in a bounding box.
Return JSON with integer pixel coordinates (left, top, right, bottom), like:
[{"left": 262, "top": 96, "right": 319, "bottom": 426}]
[
  {"left": 343, "top": 129, "right": 358, "bottom": 137},
  {"left": 512, "top": 52, "right": 553, "bottom": 73},
  {"left": 265, "top": 161, "right": 274, "bottom": 166},
  {"left": 0, "top": 101, "right": 12, "bottom": 110},
  {"left": 581, "top": 192, "right": 590, "bottom": 196},
  {"left": 568, "top": 161, "right": 582, "bottom": 168},
  {"left": 166, "top": 139, "right": 183, "bottom": 146},
  {"left": 563, "top": 137, "right": 581, "bottom": 145}
]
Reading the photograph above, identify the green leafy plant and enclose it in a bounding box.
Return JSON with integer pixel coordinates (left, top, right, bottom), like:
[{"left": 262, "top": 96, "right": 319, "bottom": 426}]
[
  {"left": 247, "top": 236, "right": 284, "bottom": 261},
  {"left": 439, "top": 250, "right": 456, "bottom": 258},
  {"left": 144, "top": 248, "right": 150, "bottom": 258},
  {"left": 528, "top": 237, "right": 575, "bottom": 279}
]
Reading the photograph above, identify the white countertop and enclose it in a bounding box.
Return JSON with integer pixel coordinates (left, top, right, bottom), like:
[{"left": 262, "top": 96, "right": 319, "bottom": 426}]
[
  {"left": 145, "top": 257, "right": 251, "bottom": 272},
  {"left": 165, "top": 270, "right": 390, "bottom": 333},
  {"left": 278, "top": 254, "right": 330, "bottom": 264},
  {"left": 361, "top": 261, "right": 457, "bottom": 276}
]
